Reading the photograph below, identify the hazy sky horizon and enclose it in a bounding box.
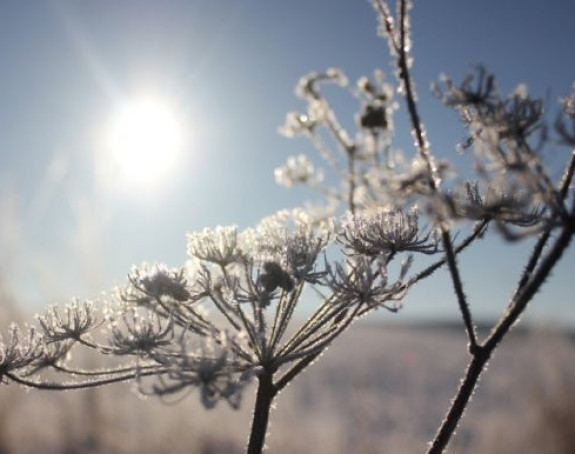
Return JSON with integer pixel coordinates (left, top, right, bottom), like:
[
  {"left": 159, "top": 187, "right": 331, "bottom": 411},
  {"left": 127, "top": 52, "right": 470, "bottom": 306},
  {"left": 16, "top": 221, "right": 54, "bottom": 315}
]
[{"left": 1, "top": 0, "right": 574, "bottom": 326}]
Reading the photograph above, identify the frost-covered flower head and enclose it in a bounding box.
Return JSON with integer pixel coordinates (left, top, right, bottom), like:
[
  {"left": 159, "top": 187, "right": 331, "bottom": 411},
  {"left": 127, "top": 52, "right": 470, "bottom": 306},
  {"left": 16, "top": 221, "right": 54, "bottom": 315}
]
[
  {"left": 275, "top": 154, "right": 324, "bottom": 188},
  {"left": 37, "top": 300, "right": 99, "bottom": 343},
  {"left": 126, "top": 265, "right": 191, "bottom": 304},
  {"left": 241, "top": 208, "right": 333, "bottom": 263},
  {"left": 338, "top": 208, "right": 437, "bottom": 257},
  {"left": 326, "top": 255, "right": 408, "bottom": 311},
  {"left": 356, "top": 70, "right": 397, "bottom": 133},
  {"left": 0, "top": 324, "right": 44, "bottom": 380},
  {"left": 108, "top": 308, "right": 174, "bottom": 356},
  {"left": 279, "top": 69, "right": 355, "bottom": 153},
  {"left": 187, "top": 226, "right": 244, "bottom": 267}
]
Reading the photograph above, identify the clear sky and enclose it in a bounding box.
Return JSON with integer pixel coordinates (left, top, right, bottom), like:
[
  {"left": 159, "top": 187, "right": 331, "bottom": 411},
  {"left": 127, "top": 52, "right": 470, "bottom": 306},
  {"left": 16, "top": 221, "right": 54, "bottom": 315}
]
[{"left": 0, "top": 0, "right": 574, "bottom": 325}]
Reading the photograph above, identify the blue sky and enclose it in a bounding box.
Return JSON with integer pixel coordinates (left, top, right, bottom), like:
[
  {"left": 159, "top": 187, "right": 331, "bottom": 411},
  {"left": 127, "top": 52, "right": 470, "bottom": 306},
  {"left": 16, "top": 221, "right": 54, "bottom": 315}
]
[{"left": 0, "top": 0, "right": 574, "bottom": 325}]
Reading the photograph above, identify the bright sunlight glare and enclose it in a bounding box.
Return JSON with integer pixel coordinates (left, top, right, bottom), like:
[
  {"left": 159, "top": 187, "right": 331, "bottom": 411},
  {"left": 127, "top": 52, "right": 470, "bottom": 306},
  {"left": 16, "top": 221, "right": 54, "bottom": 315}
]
[{"left": 103, "top": 97, "right": 184, "bottom": 191}]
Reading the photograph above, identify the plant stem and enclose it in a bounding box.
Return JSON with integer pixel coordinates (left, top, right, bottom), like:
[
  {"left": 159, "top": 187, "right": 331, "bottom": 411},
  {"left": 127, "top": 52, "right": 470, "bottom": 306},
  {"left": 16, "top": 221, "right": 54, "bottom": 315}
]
[
  {"left": 428, "top": 216, "right": 575, "bottom": 453},
  {"left": 426, "top": 348, "right": 490, "bottom": 454},
  {"left": 441, "top": 230, "right": 477, "bottom": 351},
  {"left": 247, "top": 371, "right": 277, "bottom": 454}
]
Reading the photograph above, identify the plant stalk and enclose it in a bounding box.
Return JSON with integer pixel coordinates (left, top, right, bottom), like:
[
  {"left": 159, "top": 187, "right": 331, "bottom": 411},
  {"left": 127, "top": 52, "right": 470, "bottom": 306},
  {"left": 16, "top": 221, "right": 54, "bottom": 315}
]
[
  {"left": 428, "top": 216, "right": 575, "bottom": 453},
  {"left": 426, "top": 348, "right": 490, "bottom": 454},
  {"left": 247, "top": 371, "right": 277, "bottom": 454}
]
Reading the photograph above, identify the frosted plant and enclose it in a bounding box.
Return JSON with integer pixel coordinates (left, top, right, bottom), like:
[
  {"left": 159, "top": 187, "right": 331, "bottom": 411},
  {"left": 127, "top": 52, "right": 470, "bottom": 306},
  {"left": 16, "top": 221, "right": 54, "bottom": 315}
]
[
  {"left": 0, "top": 207, "right": 446, "bottom": 454},
  {"left": 274, "top": 154, "right": 324, "bottom": 188},
  {"left": 276, "top": 1, "right": 575, "bottom": 452},
  {"left": 1, "top": 1, "right": 575, "bottom": 454}
]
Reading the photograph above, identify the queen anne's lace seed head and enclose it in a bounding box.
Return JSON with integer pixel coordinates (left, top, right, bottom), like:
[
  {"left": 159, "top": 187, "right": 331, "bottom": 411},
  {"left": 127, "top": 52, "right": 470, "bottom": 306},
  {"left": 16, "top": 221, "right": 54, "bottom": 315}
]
[
  {"left": 326, "top": 256, "right": 403, "bottom": 311},
  {"left": 275, "top": 155, "right": 323, "bottom": 188},
  {"left": 453, "top": 182, "right": 543, "bottom": 227},
  {"left": 356, "top": 70, "right": 396, "bottom": 135},
  {"left": 109, "top": 309, "right": 174, "bottom": 355},
  {"left": 0, "top": 324, "right": 44, "bottom": 379},
  {"left": 284, "top": 225, "right": 329, "bottom": 283},
  {"left": 339, "top": 208, "right": 437, "bottom": 257},
  {"left": 187, "top": 226, "right": 244, "bottom": 267},
  {"left": 494, "top": 87, "right": 544, "bottom": 140},
  {"left": 130, "top": 265, "right": 191, "bottom": 303},
  {"left": 37, "top": 300, "right": 100, "bottom": 343},
  {"left": 258, "top": 261, "right": 294, "bottom": 293}
]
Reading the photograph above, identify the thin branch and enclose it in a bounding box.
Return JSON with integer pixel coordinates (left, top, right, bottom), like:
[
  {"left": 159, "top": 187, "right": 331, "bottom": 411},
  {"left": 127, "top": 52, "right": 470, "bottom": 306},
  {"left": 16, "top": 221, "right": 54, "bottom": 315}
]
[
  {"left": 6, "top": 368, "right": 165, "bottom": 391},
  {"left": 275, "top": 351, "right": 321, "bottom": 392},
  {"left": 392, "top": 0, "right": 478, "bottom": 348},
  {"left": 427, "top": 348, "right": 490, "bottom": 454},
  {"left": 513, "top": 149, "right": 575, "bottom": 302},
  {"left": 429, "top": 214, "right": 575, "bottom": 453},
  {"left": 348, "top": 152, "right": 357, "bottom": 214},
  {"left": 396, "top": 0, "right": 436, "bottom": 185},
  {"left": 51, "top": 362, "right": 157, "bottom": 377},
  {"left": 558, "top": 149, "right": 575, "bottom": 201},
  {"left": 441, "top": 230, "right": 478, "bottom": 350},
  {"left": 405, "top": 220, "right": 488, "bottom": 287},
  {"left": 486, "top": 217, "right": 575, "bottom": 352},
  {"left": 269, "top": 284, "right": 305, "bottom": 354}
]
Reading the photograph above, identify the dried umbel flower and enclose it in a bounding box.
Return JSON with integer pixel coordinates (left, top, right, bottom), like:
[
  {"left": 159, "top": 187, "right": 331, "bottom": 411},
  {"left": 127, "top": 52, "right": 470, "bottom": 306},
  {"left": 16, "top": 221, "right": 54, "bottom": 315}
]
[
  {"left": 187, "top": 226, "right": 244, "bottom": 267},
  {"left": 37, "top": 300, "right": 100, "bottom": 343},
  {"left": 459, "top": 182, "right": 544, "bottom": 227},
  {"left": 284, "top": 226, "right": 329, "bottom": 283},
  {"left": 435, "top": 67, "right": 545, "bottom": 148},
  {"left": 326, "top": 256, "right": 408, "bottom": 310},
  {"left": 275, "top": 155, "right": 324, "bottom": 188},
  {"left": 109, "top": 309, "right": 174, "bottom": 355},
  {"left": 125, "top": 265, "right": 191, "bottom": 305},
  {"left": 497, "top": 84, "right": 544, "bottom": 139},
  {"left": 434, "top": 66, "right": 499, "bottom": 115},
  {"left": 258, "top": 261, "right": 295, "bottom": 293},
  {"left": 243, "top": 209, "right": 332, "bottom": 261},
  {"left": 0, "top": 325, "right": 44, "bottom": 380},
  {"left": 339, "top": 208, "right": 437, "bottom": 257},
  {"left": 360, "top": 104, "right": 388, "bottom": 130},
  {"left": 356, "top": 71, "right": 395, "bottom": 133}
]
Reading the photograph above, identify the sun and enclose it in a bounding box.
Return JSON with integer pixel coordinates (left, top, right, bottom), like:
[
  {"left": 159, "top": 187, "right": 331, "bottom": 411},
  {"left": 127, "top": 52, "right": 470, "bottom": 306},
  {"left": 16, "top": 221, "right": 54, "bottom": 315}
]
[{"left": 103, "top": 96, "right": 184, "bottom": 191}]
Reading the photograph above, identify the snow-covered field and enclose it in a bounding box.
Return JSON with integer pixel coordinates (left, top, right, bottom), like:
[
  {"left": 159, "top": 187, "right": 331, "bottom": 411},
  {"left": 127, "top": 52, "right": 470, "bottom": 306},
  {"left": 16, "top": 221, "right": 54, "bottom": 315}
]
[{"left": 2, "top": 322, "right": 574, "bottom": 454}]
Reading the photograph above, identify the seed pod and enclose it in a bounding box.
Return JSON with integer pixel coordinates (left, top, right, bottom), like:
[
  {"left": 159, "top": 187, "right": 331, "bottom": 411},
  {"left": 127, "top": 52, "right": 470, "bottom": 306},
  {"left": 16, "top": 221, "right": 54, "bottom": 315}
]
[
  {"left": 360, "top": 104, "right": 387, "bottom": 130},
  {"left": 259, "top": 262, "right": 295, "bottom": 293}
]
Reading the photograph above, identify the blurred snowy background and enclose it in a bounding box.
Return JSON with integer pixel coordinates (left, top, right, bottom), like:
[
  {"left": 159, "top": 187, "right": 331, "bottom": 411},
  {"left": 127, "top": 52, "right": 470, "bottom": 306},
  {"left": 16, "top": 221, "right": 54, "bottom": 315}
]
[{"left": 1, "top": 285, "right": 574, "bottom": 454}]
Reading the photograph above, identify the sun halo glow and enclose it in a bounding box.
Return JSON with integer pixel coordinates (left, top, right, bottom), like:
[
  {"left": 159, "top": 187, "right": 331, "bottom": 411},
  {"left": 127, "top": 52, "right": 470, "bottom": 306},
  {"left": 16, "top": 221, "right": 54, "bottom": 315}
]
[{"left": 103, "top": 97, "right": 184, "bottom": 192}]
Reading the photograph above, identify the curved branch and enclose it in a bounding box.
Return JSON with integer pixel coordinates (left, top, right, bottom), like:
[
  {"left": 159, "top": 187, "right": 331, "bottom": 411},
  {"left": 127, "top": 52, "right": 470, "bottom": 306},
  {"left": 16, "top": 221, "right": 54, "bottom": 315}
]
[{"left": 5, "top": 367, "right": 166, "bottom": 391}]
